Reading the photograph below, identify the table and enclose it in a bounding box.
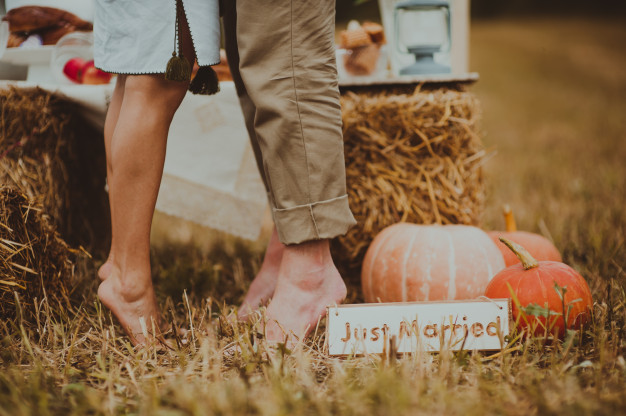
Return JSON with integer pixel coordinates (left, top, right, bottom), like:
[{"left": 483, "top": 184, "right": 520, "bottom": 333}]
[{"left": 0, "top": 79, "right": 269, "bottom": 241}]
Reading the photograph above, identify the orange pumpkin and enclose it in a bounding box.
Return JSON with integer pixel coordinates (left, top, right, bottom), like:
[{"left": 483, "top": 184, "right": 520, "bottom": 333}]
[
  {"left": 488, "top": 205, "right": 562, "bottom": 267},
  {"left": 362, "top": 223, "right": 506, "bottom": 303},
  {"left": 484, "top": 238, "right": 592, "bottom": 338}
]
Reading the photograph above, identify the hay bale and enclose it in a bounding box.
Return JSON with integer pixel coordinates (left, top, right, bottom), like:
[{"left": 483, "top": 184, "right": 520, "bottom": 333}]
[
  {"left": 0, "top": 87, "right": 109, "bottom": 254},
  {"left": 333, "top": 86, "right": 486, "bottom": 295},
  {"left": 0, "top": 188, "right": 77, "bottom": 320}
]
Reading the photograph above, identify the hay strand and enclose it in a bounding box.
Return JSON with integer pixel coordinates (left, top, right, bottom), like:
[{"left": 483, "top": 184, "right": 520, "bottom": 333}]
[{"left": 0, "top": 188, "right": 76, "bottom": 320}]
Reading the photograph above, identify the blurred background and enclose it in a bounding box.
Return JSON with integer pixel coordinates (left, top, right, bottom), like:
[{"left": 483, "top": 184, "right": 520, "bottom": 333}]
[
  {"left": 336, "top": 0, "right": 625, "bottom": 221},
  {"left": 334, "top": 0, "right": 625, "bottom": 292},
  {"left": 337, "top": 0, "right": 626, "bottom": 20}
]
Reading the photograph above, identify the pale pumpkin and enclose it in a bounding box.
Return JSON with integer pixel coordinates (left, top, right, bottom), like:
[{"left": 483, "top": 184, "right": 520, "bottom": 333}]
[
  {"left": 362, "top": 223, "right": 506, "bottom": 303},
  {"left": 488, "top": 205, "right": 562, "bottom": 267}
]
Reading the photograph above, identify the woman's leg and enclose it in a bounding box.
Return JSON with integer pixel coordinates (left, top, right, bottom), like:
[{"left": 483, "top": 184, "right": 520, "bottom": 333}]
[
  {"left": 98, "top": 74, "right": 126, "bottom": 281},
  {"left": 97, "top": 13, "right": 195, "bottom": 344},
  {"left": 97, "top": 74, "right": 189, "bottom": 344}
]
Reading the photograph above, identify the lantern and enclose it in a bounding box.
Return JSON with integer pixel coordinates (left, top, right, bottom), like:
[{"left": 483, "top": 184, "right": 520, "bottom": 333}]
[{"left": 394, "top": 0, "right": 451, "bottom": 75}]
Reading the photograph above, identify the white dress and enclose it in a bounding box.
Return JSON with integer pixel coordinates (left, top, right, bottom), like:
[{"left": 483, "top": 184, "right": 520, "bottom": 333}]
[{"left": 93, "top": 0, "right": 221, "bottom": 74}]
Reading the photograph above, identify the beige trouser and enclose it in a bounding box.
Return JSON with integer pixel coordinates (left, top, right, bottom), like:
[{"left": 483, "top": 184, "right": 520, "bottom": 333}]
[{"left": 222, "top": 0, "right": 356, "bottom": 245}]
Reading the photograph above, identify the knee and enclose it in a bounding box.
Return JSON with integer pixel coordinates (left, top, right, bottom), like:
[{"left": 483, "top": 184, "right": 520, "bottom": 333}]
[{"left": 123, "top": 74, "right": 188, "bottom": 116}]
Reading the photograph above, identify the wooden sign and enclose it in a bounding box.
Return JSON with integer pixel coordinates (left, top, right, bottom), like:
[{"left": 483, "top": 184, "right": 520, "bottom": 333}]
[{"left": 325, "top": 299, "right": 511, "bottom": 356}]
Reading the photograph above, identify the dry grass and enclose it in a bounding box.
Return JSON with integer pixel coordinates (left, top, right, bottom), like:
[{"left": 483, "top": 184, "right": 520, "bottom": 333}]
[{"left": 1, "top": 17, "right": 625, "bottom": 415}]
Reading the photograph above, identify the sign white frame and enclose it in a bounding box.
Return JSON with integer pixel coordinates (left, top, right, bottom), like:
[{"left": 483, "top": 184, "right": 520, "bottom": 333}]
[{"left": 325, "top": 298, "right": 511, "bottom": 356}]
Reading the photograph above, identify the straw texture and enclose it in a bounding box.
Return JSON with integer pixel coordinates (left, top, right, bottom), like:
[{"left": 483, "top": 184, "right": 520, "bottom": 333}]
[
  {"left": 0, "top": 87, "right": 109, "bottom": 320},
  {"left": 0, "top": 188, "right": 77, "bottom": 320},
  {"left": 0, "top": 87, "right": 109, "bottom": 253},
  {"left": 333, "top": 85, "right": 486, "bottom": 294}
]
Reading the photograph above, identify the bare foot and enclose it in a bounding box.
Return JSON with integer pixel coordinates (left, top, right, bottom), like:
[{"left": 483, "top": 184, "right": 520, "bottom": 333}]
[
  {"left": 239, "top": 228, "right": 284, "bottom": 320},
  {"left": 262, "top": 239, "right": 346, "bottom": 347},
  {"left": 98, "top": 260, "right": 113, "bottom": 281},
  {"left": 97, "top": 265, "right": 164, "bottom": 346}
]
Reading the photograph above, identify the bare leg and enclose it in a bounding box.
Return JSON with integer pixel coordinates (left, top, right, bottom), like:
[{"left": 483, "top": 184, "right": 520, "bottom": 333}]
[
  {"left": 96, "top": 10, "right": 195, "bottom": 345},
  {"left": 239, "top": 226, "right": 285, "bottom": 319},
  {"left": 96, "top": 74, "right": 189, "bottom": 344},
  {"left": 98, "top": 74, "right": 126, "bottom": 281},
  {"left": 263, "top": 239, "right": 346, "bottom": 346},
  {"left": 98, "top": 4, "right": 195, "bottom": 287}
]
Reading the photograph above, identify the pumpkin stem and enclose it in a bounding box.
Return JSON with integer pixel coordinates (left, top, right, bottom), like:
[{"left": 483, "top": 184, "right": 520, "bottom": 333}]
[
  {"left": 503, "top": 204, "right": 517, "bottom": 232},
  {"left": 499, "top": 237, "right": 539, "bottom": 270}
]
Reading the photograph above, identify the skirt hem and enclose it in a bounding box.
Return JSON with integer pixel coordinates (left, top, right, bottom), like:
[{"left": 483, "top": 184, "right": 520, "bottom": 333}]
[{"left": 94, "top": 62, "right": 221, "bottom": 75}]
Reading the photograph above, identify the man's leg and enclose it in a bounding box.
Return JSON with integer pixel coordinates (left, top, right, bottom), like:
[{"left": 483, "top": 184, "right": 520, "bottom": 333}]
[
  {"left": 223, "top": 3, "right": 284, "bottom": 317},
  {"left": 226, "top": 0, "right": 356, "bottom": 343},
  {"left": 240, "top": 227, "right": 284, "bottom": 317}
]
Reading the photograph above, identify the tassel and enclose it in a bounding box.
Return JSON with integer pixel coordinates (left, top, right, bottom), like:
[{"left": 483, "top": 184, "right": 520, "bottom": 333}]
[
  {"left": 165, "top": 52, "right": 191, "bottom": 82},
  {"left": 165, "top": 0, "right": 191, "bottom": 82},
  {"left": 188, "top": 66, "right": 220, "bottom": 95}
]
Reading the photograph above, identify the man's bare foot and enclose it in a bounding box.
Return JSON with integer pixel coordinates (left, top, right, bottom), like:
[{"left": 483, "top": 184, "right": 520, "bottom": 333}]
[
  {"left": 239, "top": 228, "right": 284, "bottom": 320},
  {"left": 97, "top": 265, "right": 164, "bottom": 346},
  {"left": 262, "top": 239, "right": 346, "bottom": 346}
]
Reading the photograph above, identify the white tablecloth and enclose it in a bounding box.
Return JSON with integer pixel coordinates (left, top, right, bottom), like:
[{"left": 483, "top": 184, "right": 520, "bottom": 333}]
[{"left": 0, "top": 80, "right": 268, "bottom": 240}]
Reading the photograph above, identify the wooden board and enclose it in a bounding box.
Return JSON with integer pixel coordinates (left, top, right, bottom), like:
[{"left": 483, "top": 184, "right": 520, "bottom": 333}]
[
  {"left": 338, "top": 72, "right": 479, "bottom": 88},
  {"left": 326, "top": 298, "right": 511, "bottom": 356}
]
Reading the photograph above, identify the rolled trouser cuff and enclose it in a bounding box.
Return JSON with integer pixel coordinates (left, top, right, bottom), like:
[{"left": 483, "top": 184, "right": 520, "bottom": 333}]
[{"left": 273, "top": 195, "right": 357, "bottom": 245}]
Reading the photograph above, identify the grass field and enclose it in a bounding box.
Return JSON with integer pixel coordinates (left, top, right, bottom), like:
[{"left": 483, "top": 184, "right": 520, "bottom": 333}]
[{"left": 1, "top": 17, "right": 625, "bottom": 415}]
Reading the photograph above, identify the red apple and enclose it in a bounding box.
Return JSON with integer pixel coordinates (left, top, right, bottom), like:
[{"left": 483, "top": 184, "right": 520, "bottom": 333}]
[
  {"left": 63, "top": 57, "right": 87, "bottom": 83},
  {"left": 82, "top": 60, "right": 112, "bottom": 85}
]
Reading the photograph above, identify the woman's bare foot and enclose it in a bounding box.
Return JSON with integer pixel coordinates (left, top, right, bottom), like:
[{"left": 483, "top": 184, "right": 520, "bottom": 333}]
[
  {"left": 98, "top": 260, "right": 113, "bottom": 281},
  {"left": 239, "top": 228, "right": 284, "bottom": 320},
  {"left": 97, "top": 265, "right": 164, "bottom": 346},
  {"left": 262, "top": 239, "right": 346, "bottom": 346}
]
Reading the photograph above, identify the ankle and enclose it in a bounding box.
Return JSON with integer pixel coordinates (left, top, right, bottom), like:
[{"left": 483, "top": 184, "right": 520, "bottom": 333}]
[
  {"left": 104, "top": 263, "right": 154, "bottom": 302},
  {"left": 283, "top": 239, "right": 333, "bottom": 265},
  {"left": 279, "top": 240, "right": 345, "bottom": 293},
  {"left": 264, "top": 243, "right": 284, "bottom": 262},
  {"left": 262, "top": 229, "right": 285, "bottom": 262}
]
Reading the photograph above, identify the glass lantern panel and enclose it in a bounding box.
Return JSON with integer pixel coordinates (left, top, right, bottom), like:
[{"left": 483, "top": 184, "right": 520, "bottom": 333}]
[{"left": 397, "top": 7, "right": 449, "bottom": 52}]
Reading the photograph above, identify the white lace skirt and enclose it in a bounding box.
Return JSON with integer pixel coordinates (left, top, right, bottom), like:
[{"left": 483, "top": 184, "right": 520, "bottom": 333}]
[{"left": 93, "top": 0, "right": 220, "bottom": 74}]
